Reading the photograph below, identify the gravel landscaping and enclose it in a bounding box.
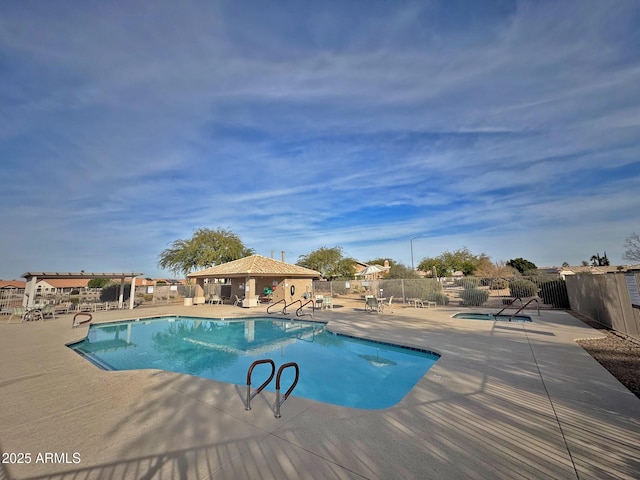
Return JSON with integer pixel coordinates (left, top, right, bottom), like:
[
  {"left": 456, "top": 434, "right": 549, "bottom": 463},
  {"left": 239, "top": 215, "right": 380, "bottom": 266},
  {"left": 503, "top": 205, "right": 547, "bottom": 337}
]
[{"left": 575, "top": 315, "right": 640, "bottom": 399}]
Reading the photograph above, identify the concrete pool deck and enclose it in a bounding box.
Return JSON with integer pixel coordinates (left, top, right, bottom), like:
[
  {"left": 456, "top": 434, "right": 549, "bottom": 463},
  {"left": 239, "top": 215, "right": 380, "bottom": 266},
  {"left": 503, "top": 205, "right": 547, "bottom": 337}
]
[{"left": 1, "top": 304, "right": 638, "bottom": 479}]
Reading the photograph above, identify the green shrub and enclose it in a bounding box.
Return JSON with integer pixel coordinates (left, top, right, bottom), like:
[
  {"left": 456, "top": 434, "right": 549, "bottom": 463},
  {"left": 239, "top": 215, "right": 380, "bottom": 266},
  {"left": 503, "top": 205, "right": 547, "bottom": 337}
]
[
  {"left": 459, "top": 288, "right": 489, "bottom": 306},
  {"left": 383, "top": 279, "right": 441, "bottom": 300},
  {"left": 461, "top": 278, "right": 481, "bottom": 289},
  {"left": 489, "top": 278, "right": 510, "bottom": 290},
  {"left": 426, "top": 292, "right": 449, "bottom": 305},
  {"left": 509, "top": 279, "right": 538, "bottom": 298}
]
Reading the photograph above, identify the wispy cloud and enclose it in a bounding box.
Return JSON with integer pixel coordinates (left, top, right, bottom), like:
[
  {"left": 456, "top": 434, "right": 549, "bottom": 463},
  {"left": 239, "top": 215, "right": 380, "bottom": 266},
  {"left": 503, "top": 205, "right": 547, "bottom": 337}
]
[{"left": 1, "top": 0, "right": 639, "bottom": 278}]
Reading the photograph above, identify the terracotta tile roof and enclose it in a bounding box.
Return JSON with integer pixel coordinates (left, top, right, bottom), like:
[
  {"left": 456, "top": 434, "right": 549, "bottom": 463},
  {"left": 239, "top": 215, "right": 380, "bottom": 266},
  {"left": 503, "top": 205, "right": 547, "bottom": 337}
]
[
  {"left": 0, "top": 280, "right": 26, "bottom": 289},
  {"left": 39, "top": 279, "right": 90, "bottom": 288},
  {"left": 189, "top": 255, "right": 321, "bottom": 278},
  {"left": 21, "top": 272, "right": 144, "bottom": 280}
]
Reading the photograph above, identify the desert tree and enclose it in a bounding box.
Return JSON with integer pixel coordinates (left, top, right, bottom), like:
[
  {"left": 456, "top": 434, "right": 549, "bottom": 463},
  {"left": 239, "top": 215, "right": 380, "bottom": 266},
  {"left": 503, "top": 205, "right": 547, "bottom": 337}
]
[
  {"left": 157, "top": 227, "right": 253, "bottom": 278},
  {"left": 506, "top": 257, "right": 537, "bottom": 274},
  {"left": 418, "top": 247, "right": 488, "bottom": 276},
  {"left": 297, "top": 246, "right": 356, "bottom": 279}
]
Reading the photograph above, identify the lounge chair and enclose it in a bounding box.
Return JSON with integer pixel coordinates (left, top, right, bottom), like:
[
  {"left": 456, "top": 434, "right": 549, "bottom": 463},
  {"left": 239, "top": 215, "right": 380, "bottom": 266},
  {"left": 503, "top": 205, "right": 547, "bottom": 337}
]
[
  {"left": 79, "top": 303, "right": 94, "bottom": 312},
  {"left": 55, "top": 302, "right": 71, "bottom": 315},
  {"left": 208, "top": 294, "right": 222, "bottom": 305},
  {"left": 21, "top": 308, "right": 43, "bottom": 322},
  {"left": 7, "top": 306, "right": 26, "bottom": 324},
  {"left": 233, "top": 295, "right": 244, "bottom": 307}
]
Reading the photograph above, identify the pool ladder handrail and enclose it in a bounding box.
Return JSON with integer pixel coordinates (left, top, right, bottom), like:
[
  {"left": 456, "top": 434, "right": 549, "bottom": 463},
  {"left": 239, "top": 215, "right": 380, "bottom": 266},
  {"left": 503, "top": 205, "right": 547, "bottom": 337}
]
[
  {"left": 283, "top": 299, "right": 315, "bottom": 317},
  {"left": 295, "top": 299, "right": 315, "bottom": 317},
  {"left": 267, "top": 299, "right": 286, "bottom": 315},
  {"left": 283, "top": 299, "right": 301, "bottom": 315},
  {"left": 267, "top": 299, "right": 315, "bottom": 317},
  {"left": 72, "top": 312, "right": 93, "bottom": 328},
  {"left": 495, "top": 297, "right": 523, "bottom": 316},
  {"left": 509, "top": 298, "right": 540, "bottom": 321},
  {"left": 275, "top": 362, "right": 300, "bottom": 418},
  {"left": 245, "top": 359, "right": 276, "bottom": 410},
  {"left": 245, "top": 359, "right": 300, "bottom": 418}
]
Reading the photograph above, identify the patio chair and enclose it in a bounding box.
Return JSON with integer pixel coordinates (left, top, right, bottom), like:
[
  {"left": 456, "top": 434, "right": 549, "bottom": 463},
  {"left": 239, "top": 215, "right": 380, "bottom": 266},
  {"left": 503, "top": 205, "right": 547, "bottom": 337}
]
[
  {"left": 7, "top": 306, "right": 26, "bottom": 324},
  {"left": 40, "top": 304, "right": 57, "bottom": 320},
  {"left": 365, "top": 296, "right": 383, "bottom": 313},
  {"left": 79, "top": 303, "right": 94, "bottom": 312},
  {"left": 208, "top": 294, "right": 222, "bottom": 305},
  {"left": 386, "top": 296, "right": 394, "bottom": 313},
  {"left": 322, "top": 296, "right": 333, "bottom": 310},
  {"left": 233, "top": 295, "right": 244, "bottom": 307},
  {"left": 23, "top": 308, "right": 43, "bottom": 322}
]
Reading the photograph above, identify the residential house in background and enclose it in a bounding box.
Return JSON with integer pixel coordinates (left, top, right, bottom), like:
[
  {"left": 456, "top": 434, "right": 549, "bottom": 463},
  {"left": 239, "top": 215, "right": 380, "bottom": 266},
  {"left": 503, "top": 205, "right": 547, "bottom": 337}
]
[
  {"left": 0, "top": 280, "right": 26, "bottom": 290},
  {"left": 354, "top": 260, "right": 391, "bottom": 280},
  {"left": 35, "top": 278, "right": 90, "bottom": 295}
]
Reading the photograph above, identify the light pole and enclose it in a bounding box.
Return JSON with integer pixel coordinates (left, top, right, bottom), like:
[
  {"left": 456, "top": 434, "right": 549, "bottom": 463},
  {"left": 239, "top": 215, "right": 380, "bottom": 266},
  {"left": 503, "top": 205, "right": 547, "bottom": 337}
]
[{"left": 410, "top": 235, "right": 427, "bottom": 271}]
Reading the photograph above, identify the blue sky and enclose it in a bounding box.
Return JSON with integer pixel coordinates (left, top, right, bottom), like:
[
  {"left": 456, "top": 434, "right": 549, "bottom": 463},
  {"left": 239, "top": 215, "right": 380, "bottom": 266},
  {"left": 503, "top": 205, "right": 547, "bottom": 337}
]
[{"left": 1, "top": 0, "right": 639, "bottom": 279}]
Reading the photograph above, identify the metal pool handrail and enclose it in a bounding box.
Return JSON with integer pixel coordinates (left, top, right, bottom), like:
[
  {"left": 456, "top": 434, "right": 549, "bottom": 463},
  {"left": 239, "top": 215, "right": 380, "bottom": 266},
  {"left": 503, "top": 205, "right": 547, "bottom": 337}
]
[
  {"left": 244, "top": 359, "right": 300, "bottom": 418},
  {"left": 72, "top": 312, "right": 92, "bottom": 328},
  {"left": 283, "top": 299, "right": 301, "bottom": 315},
  {"left": 295, "top": 300, "right": 314, "bottom": 317},
  {"left": 245, "top": 359, "right": 276, "bottom": 411},
  {"left": 267, "top": 299, "right": 286, "bottom": 315},
  {"left": 495, "top": 297, "right": 523, "bottom": 316},
  {"left": 275, "top": 362, "right": 299, "bottom": 418},
  {"left": 509, "top": 298, "right": 540, "bottom": 321}
]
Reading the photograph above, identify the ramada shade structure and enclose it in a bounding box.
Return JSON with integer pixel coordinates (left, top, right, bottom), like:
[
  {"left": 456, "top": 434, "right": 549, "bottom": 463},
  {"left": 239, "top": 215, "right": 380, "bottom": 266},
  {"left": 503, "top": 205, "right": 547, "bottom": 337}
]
[
  {"left": 188, "top": 255, "right": 320, "bottom": 279},
  {"left": 21, "top": 272, "right": 144, "bottom": 310},
  {"left": 188, "top": 255, "right": 321, "bottom": 307}
]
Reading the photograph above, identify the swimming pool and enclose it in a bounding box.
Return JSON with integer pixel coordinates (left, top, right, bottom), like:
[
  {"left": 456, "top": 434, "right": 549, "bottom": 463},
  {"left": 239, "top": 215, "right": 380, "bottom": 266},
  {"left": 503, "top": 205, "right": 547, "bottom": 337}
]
[
  {"left": 69, "top": 316, "right": 440, "bottom": 409},
  {"left": 452, "top": 312, "right": 532, "bottom": 322}
]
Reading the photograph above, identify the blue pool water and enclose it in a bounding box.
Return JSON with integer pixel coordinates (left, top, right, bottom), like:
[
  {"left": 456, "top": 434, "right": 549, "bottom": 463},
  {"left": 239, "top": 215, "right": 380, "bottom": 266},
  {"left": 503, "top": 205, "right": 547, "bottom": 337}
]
[
  {"left": 453, "top": 312, "right": 532, "bottom": 322},
  {"left": 69, "top": 316, "right": 440, "bottom": 409}
]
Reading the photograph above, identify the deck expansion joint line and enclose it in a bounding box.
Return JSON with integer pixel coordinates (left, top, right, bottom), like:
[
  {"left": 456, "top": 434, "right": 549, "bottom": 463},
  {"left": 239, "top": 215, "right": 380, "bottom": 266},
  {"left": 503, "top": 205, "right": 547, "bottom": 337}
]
[{"left": 523, "top": 325, "right": 580, "bottom": 479}]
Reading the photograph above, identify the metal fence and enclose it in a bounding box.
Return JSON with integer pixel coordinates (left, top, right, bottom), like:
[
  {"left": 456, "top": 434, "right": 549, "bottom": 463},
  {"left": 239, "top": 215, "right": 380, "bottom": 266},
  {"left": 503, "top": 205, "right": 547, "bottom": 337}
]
[
  {"left": 1, "top": 287, "right": 122, "bottom": 313},
  {"left": 6, "top": 274, "right": 639, "bottom": 342},
  {"left": 0, "top": 284, "right": 203, "bottom": 313},
  {"left": 312, "top": 275, "right": 570, "bottom": 310},
  {"left": 131, "top": 284, "right": 188, "bottom": 306},
  {"left": 0, "top": 288, "right": 24, "bottom": 314},
  {"left": 0, "top": 276, "right": 571, "bottom": 314}
]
